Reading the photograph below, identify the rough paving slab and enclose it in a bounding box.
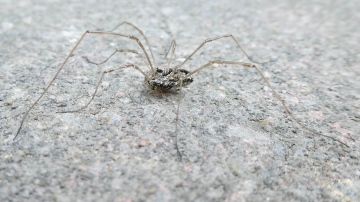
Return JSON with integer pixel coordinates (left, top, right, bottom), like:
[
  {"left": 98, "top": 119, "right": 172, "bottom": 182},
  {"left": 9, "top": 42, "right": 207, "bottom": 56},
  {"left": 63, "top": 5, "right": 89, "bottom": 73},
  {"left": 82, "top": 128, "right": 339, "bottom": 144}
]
[{"left": 1, "top": 0, "right": 359, "bottom": 201}]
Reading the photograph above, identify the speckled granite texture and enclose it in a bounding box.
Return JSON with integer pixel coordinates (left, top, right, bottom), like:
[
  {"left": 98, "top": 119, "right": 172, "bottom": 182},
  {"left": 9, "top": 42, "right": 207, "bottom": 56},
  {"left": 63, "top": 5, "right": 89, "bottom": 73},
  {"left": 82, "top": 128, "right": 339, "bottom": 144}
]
[{"left": 1, "top": 0, "right": 359, "bottom": 201}]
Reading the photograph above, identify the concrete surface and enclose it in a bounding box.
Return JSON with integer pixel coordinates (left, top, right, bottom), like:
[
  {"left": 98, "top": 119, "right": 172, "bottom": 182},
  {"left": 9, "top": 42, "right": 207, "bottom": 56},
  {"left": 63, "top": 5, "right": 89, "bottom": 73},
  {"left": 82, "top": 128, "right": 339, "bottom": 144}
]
[{"left": 1, "top": 0, "right": 359, "bottom": 201}]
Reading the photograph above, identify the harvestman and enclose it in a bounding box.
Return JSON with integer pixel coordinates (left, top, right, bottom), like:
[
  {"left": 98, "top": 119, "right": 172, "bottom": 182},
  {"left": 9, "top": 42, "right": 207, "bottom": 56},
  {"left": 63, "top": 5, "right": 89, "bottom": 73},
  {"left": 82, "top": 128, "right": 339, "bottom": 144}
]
[{"left": 15, "top": 22, "right": 349, "bottom": 159}]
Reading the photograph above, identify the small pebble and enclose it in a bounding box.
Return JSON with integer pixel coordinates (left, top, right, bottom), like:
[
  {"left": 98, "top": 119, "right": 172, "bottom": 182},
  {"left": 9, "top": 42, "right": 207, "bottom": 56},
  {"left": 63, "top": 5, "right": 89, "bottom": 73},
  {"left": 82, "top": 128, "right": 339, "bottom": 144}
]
[
  {"left": 4, "top": 98, "right": 14, "bottom": 105},
  {"left": 139, "top": 139, "right": 150, "bottom": 147}
]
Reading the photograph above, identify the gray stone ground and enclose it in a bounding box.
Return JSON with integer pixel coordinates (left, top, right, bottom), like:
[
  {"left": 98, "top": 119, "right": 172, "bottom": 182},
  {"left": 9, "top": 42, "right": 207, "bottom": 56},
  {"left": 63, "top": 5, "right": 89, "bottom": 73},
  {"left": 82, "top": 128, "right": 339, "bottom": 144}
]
[{"left": 1, "top": 0, "right": 359, "bottom": 201}]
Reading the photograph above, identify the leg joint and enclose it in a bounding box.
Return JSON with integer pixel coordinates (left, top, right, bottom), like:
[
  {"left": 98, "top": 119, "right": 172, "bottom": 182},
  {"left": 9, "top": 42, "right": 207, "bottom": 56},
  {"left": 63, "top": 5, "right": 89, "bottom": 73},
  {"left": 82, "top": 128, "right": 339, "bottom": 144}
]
[{"left": 204, "top": 38, "right": 213, "bottom": 43}]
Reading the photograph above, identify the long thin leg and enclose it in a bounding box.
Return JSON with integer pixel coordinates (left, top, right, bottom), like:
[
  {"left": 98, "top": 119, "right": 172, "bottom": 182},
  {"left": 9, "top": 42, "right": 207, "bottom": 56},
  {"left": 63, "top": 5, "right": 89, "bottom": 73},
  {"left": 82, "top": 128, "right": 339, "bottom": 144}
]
[
  {"left": 177, "top": 34, "right": 272, "bottom": 70},
  {"left": 174, "top": 60, "right": 254, "bottom": 159},
  {"left": 83, "top": 49, "right": 151, "bottom": 72},
  {"left": 184, "top": 60, "right": 349, "bottom": 148},
  {"left": 58, "top": 64, "right": 144, "bottom": 113},
  {"left": 164, "top": 40, "right": 177, "bottom": 69},
  {"left": 14, "top": 30, "right": 154, "bottom": 140},
  {"left": 89, "top": 30, "right": 155, "bottom": 75},
  {"left": 175, "top": 78, "right": 184, "bottom": 161},
  {"left": 110, "top": 21, "right": 157, "bottom": 68},
  {"left": 164, "top": 40, "right": 176, "bottom": 58}
]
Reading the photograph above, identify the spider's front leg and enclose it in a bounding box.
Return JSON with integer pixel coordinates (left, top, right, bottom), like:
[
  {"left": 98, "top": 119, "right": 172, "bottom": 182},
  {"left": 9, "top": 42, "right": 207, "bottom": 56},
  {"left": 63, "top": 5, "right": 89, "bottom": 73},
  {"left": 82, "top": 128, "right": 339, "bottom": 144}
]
[
  {"left": 177, "top": 34, "right": 272, "bottom": 71},
  {"left": 110, "top": 21, "right": 157, "bottom": 67},
  {"left": 82, "top": 49, "right": 151, "bottom": 71},
  {"left": 14, "top": 28, "right": 154, "bottom": 139}
]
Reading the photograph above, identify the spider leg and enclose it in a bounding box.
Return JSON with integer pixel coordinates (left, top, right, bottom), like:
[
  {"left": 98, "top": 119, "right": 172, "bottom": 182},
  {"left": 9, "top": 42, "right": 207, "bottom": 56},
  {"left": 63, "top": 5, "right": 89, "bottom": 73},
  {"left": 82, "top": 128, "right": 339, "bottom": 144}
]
[
  {"left": 83, "top": 49, "right": 151, "bottom": 72},
  {"left": 57, "top": 64, "right": 145, "bottom": 113},
  {"left": 89, "top": 31, "right": 156, "bottom": 75},
  {"left": 164, "top": 40, "right": 177, "bottom": 69},
  {"left": 187, "top": 60, "right": 253, "bottom": 77},
  {"left": 15, "top": 29, "right": 154, "bottom": 140},
  {"left": 162, "top": 40, "right": 179, "bottom": 81},
  {"left": 184, "top": 60, "right": 349, "bottom": 148},
  {"left": 177, "top": 34, "right": 273, "bottom": 70},
  {"left": 110, "top": 21, "right": 157, "bottom": 68},
  {"left": 164, "top": 40, "right": 176, "bottom": 59},
  {"left": 174, "top": 78, "right": 184, "bottom": 161}
]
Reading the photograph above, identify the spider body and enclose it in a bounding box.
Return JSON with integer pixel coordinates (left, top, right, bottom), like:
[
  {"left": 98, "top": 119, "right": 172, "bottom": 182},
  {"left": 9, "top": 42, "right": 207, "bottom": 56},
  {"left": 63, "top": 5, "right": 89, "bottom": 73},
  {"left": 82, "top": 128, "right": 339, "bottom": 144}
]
[
  {"left": 14, "top": 22, "right": 349, "bottom": 160},
  {"left": 146, "top": 68, "right": 194, "bottom": 91}
]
